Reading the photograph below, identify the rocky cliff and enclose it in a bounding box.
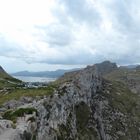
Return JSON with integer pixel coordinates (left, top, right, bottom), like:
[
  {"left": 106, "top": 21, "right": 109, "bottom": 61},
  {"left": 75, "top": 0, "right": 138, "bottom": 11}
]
[
  {"left": 1, "top": 61, "right": 140, "bottom": 140},
  {"left": 34, "top": 61, "right": 140, "bottom": 140}
]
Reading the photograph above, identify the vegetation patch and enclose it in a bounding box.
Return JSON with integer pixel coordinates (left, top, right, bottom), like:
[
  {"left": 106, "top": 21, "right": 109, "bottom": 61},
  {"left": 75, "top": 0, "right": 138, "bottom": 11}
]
[
  {"left": 102, "top": 81, "right": 140, "bottom": 138},
  {"left": 57, "top": 111, "right": 74, "bottom": 140},
  {"left": 2, "top": 107, "right": 37, "bottom": 123},
  {"left": 0, "top": 84, "right": 57, "bottom": 105},
  {"left": 105, "top": 81, "right": 140, "bottom": 115},
  {"left": 0, "top": 71, "right": 21, "bottom": 89},
  {"left": 75, "top": 101, "right": 90, "bottom": 131}
]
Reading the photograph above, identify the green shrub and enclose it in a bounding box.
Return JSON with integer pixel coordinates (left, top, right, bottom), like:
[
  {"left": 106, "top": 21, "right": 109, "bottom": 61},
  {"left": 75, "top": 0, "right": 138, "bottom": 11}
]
[{"left": 2, "top": 108, "right": 37, "bottom": 123}]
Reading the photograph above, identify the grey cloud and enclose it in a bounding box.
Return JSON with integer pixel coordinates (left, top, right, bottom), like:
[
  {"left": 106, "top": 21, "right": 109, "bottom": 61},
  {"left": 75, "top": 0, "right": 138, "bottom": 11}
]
[
  {"left": 38, "top": 24, "right": 74, "bottom": 47},
  {"left": 0, "top": 35, "right": 35, "bottom": 63},
  {"left": 1, "top": 0, "right": 140, "bottom": 66},
  {"left": 39, "top": 48, "right": 105, "bottom": 65},
  {"left": 108, "top": 0, "right": 140, "bottom": 37},
  {"left": 35, "top": 0, "right": 140, "bottom": 65},
  {"left": 23, "top": 0, "right": 140, "bottom": 66},
  {"left": 56, "top": 0, "right": 101, "bottom": 25}
]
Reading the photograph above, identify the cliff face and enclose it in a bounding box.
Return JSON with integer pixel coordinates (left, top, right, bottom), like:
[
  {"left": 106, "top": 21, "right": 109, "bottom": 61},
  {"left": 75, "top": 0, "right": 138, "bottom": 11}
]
[
  {"left": 36, "top": 64, "right": 103, "bottom": 140},
  {"left": 1, "top": 61, "right": 140, "bottom": 140}
]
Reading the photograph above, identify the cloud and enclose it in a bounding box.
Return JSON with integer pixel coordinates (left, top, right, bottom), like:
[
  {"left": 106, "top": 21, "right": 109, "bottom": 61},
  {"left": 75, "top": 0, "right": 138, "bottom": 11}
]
[
  {"left": 39, "top": 24, "right": 74, "bottom": 47},
  {"left": 55, "top": 0, "right": 100, "bottom": 25},
  {"left": 0, "top": 0, "right": 140, "bottom": 68}
]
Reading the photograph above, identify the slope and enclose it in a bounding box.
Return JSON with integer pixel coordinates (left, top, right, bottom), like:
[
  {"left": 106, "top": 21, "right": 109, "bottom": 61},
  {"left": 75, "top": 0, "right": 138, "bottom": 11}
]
[{"left": 0, "top": 66, "right": 21, "bottom": 89}]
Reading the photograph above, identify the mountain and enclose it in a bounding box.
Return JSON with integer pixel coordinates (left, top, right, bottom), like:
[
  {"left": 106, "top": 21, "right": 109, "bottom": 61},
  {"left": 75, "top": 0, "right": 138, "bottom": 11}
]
[
  {"left": 121, "top": 64, "right": 139, "bottom": 69},
  {"left": 94, "top": 60, "right": 118, "bottom": 74},
  {"left": 12, "top": 69, "right": 80, "bottom": 78},
  {"left": 57, "top": 61, "right": 118, "bottom": 84},
  {"left": 0, "top": 61, "right": 140, "bottom": 140}
]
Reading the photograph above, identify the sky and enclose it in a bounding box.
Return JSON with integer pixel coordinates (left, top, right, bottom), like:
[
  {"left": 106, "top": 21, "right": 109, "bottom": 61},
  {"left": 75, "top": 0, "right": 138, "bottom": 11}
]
[{"left": 0, "top": 0, "right": 140, "bottom": 72}]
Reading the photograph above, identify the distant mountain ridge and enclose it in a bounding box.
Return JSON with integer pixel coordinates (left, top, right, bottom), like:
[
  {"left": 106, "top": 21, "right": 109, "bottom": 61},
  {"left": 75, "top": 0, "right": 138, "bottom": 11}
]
[
  {"left": 12, "top": 69, "right": 80, "bottom": 78},
  {"left": 120, "top": 64, "right": 139, "bottom": 69}
]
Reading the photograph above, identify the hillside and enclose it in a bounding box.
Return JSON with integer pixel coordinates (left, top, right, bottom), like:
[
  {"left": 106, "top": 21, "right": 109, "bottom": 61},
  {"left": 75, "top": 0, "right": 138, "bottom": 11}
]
[
  {"left": 0, "top": 66, "right": 21, "bottom": 89},
  {"left": 104, "top": 66, "right": 140, "bottom": 94},
  {"left": 0, "top": 61, "right": 140, "bottom": 140},
  {"left": 0, "top": 66, "right": 12, "bottom": 78}
]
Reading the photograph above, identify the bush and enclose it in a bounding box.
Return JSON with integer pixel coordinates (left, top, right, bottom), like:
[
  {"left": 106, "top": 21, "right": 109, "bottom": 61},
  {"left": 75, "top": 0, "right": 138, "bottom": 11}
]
[{"left": 2, "top": 108, "right": 37, "bottom": 123}]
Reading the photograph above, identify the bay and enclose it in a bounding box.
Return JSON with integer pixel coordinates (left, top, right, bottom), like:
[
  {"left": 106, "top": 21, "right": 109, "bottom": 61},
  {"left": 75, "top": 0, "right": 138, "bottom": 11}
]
[{"left": 13, "top": 76, "right": 57, "bottom": 83}]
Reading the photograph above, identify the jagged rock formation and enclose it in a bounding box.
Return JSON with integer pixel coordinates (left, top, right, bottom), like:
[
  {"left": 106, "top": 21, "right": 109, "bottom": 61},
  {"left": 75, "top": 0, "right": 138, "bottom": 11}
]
[
  {"left": 0, "top": 113, "right": 37, "bottom": 140},
  {"left": 94, "top": 61, "right": 118, "bottom": 75},
  {"left": 34, "top": 61, "right": 140, "bottom": 140},
  {"left": 1, "top": 61, "right": 140, "bottom": 140}
]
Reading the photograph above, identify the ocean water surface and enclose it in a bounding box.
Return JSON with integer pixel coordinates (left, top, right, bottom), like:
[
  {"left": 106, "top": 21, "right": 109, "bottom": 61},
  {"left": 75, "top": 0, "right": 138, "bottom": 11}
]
[{"left": 13, "top": 76, "right": 56, "bottom": 83}]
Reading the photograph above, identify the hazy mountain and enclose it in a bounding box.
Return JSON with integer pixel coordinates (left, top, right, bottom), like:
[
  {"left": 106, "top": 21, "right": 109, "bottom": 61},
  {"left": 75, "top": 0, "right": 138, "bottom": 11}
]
[
  {"left": 120, "top": 64, "right": 139, "bottom": 69},
  {"left": 11, "top": 69, "right": 80, "bottom": 78}
]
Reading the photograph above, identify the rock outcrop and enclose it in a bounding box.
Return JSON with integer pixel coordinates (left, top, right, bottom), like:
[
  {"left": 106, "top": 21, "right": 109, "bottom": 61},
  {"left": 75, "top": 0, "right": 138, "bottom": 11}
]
[
  {"left": 0, "top": 111, "right": 37, "bottom": 140},
  {"left": 35, "top": 61, "right": 140, "bottom": 140},
  {"left": 94, "top": 61, "right": 118, "bottom": 75}
]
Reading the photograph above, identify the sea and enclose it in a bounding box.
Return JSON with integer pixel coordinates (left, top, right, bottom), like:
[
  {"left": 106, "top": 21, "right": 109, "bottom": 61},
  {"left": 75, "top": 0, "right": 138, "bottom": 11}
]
[{"left": 13, "top": 76, "right": 57, "bottom": 83}]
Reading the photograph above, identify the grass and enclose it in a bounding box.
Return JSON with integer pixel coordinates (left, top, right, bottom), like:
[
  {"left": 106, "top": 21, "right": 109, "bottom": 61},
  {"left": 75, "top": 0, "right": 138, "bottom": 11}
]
[
  {"left": 104, "top": 68, "right": 140, "bottom": 86},
  {"left": 0, "top": 71, "right": 21, "bottom": 82},
  {"left": 104, "top": 81, "right": 140, "bottom": 114},
  {"left": 0, "top": 84, "right": 57, "bottom": 105},
  {"left": 104, "top": 68, "right": 140, "bottom": 116},
  {"left": 0, "top": 80, "right": 20, "bottom": 89},
  {"left": 100, "top": 80, "right": 140, "bottom": 139},
  {"left": 75, "top": 101, "right": 90, "bottom": 131},
  {"left": 103, "top": 80, "right": 140, "bottom": 136}
]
